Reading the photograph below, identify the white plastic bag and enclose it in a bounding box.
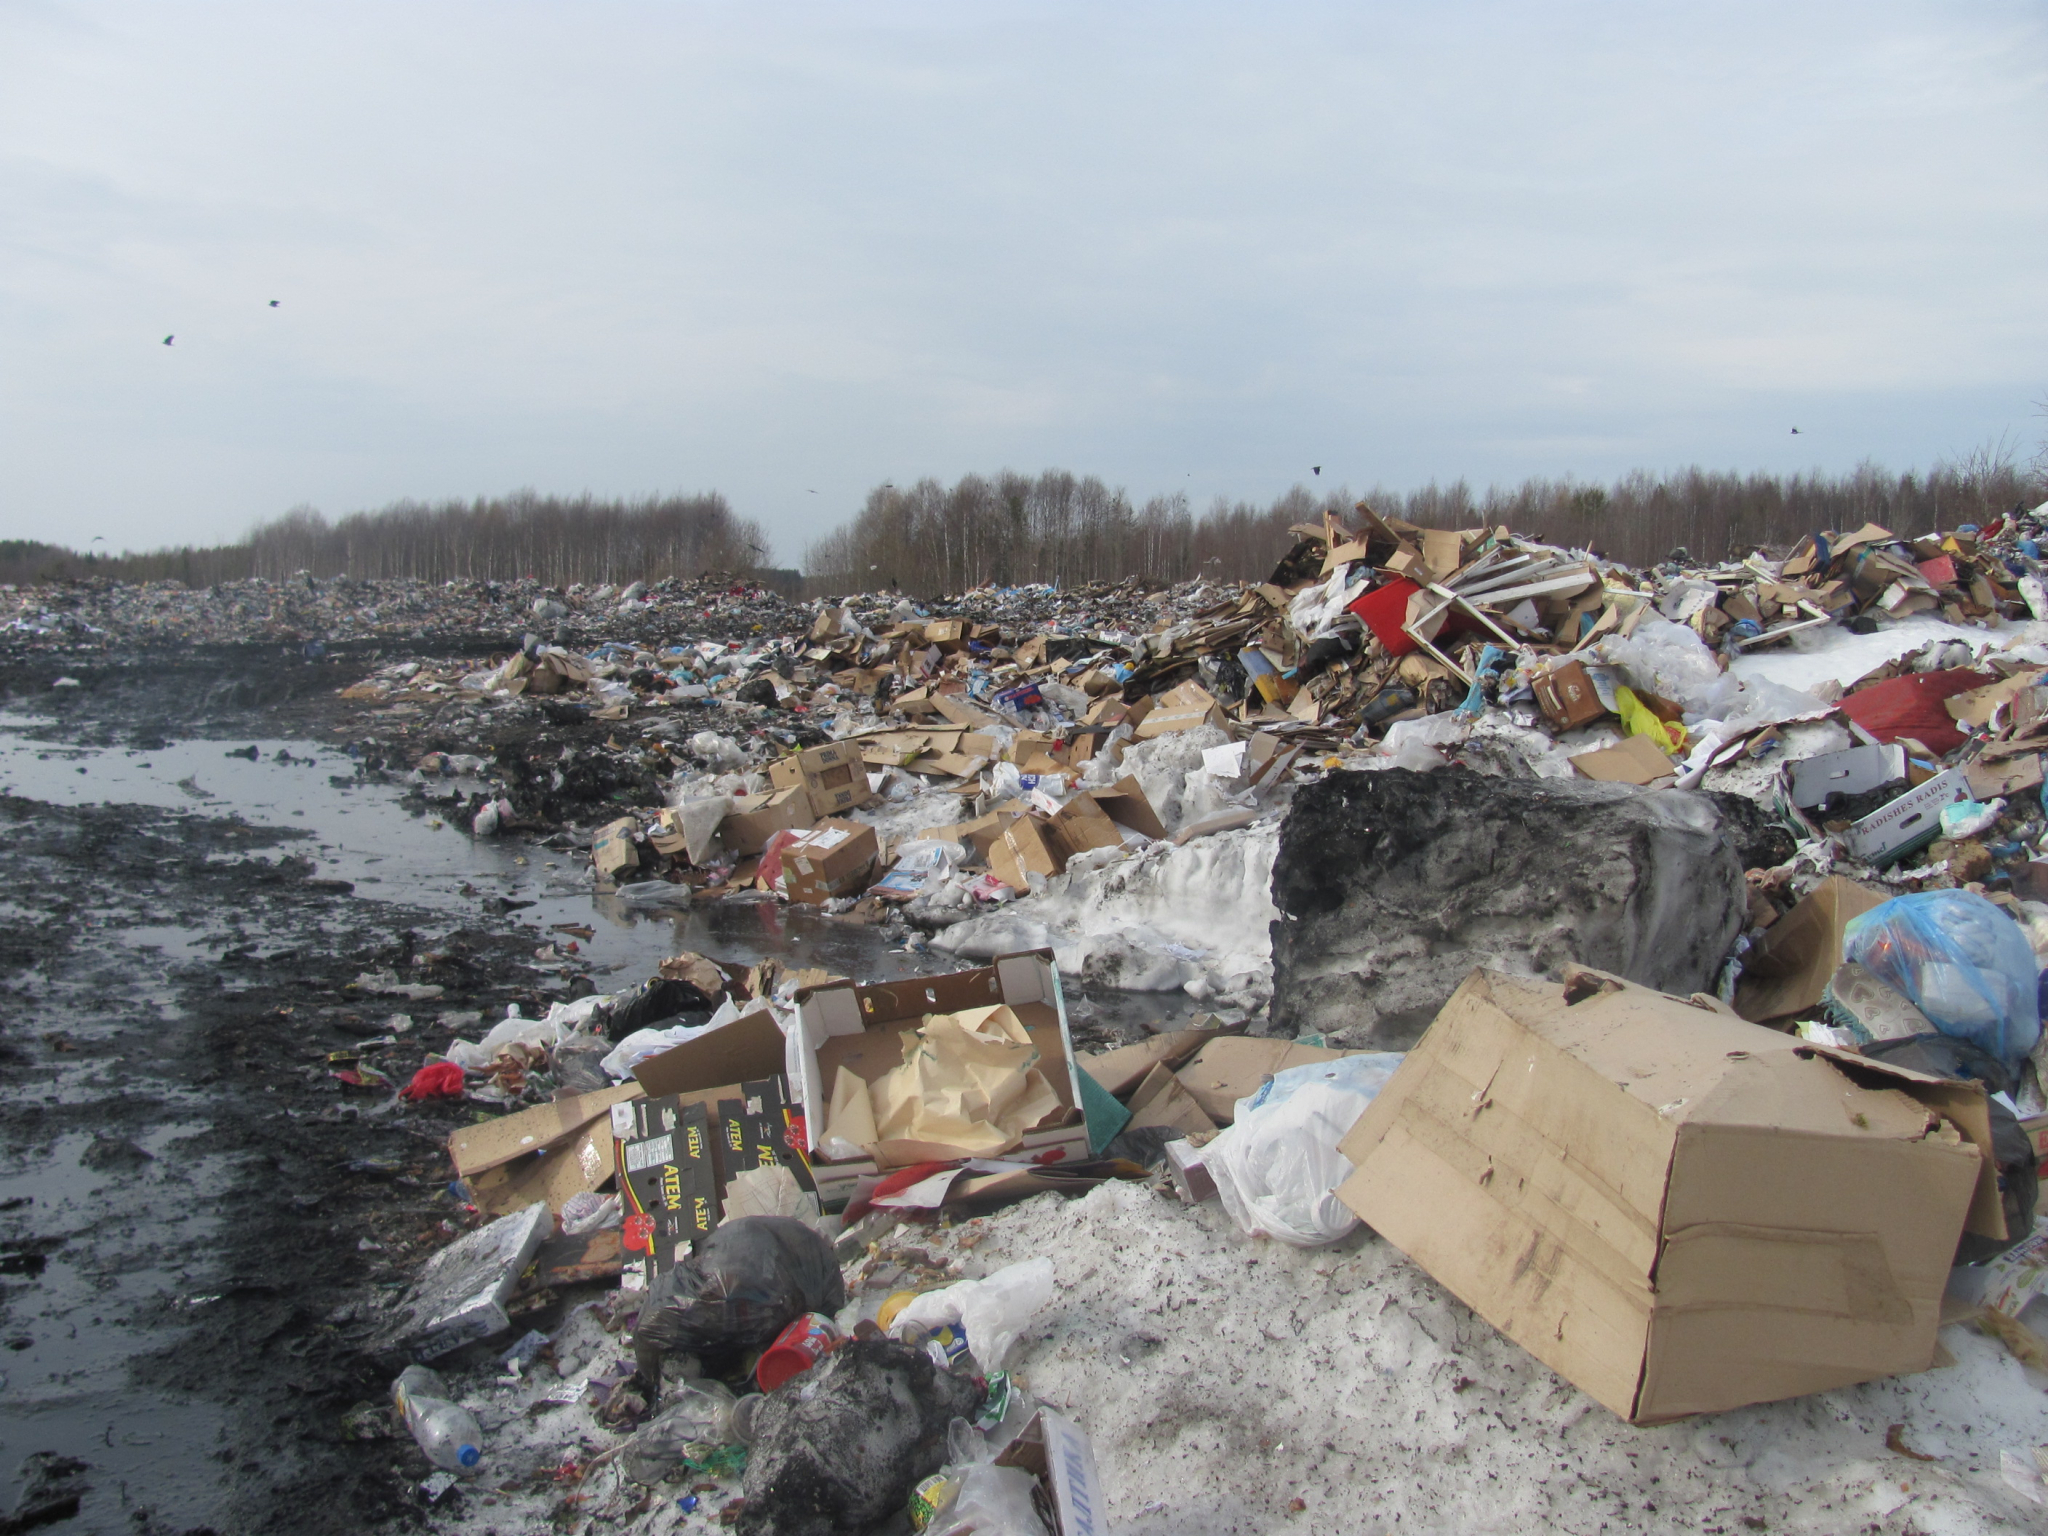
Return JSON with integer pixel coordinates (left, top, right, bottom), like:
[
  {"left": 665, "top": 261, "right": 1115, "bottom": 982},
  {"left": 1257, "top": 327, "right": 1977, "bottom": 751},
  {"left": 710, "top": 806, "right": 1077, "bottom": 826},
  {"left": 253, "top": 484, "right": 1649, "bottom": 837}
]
[
  {"left": 443, "top": 1008, "right": 566, "bottom": 1071},
  {"left": 931, "top": 1463, "right": 1052, "bottom": 1536},
  {"left": 891, "top": 1257, "right": 1055, "bottom": 1371},
  {"left": 1203, "top": 1054, "right": 1405, "bottom": 1247}
]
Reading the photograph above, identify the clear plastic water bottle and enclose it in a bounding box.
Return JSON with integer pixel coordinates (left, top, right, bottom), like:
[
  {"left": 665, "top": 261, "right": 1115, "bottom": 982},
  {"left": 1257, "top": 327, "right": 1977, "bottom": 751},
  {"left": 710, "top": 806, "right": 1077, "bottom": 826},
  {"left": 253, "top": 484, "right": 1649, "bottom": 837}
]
[{"left": 391, "top": 1365, "right": 483, "bottom": 1474}]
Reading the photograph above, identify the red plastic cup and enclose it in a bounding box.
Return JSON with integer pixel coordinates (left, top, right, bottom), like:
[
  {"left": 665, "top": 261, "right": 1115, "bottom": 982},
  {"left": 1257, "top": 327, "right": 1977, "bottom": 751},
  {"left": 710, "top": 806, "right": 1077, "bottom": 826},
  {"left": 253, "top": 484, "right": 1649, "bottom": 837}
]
[{"left": 756, "top": 1312, "right": 843, "bottom": 1392}]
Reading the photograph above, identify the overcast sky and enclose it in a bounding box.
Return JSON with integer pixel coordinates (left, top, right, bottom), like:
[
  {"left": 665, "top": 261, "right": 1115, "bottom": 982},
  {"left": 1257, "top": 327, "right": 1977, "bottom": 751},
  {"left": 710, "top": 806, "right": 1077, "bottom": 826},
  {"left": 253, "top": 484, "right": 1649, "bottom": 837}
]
[{"left": 1, "top": 1, "right": 2042, "bottom": 564}]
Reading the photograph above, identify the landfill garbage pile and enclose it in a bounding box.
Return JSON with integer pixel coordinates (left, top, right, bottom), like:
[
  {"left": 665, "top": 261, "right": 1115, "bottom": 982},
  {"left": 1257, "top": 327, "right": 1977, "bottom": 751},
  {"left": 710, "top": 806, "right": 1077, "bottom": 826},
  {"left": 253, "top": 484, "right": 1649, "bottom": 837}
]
[
  {"left": 25, "top": 501, "right": 2048, "bottom": 1529},
  {"left": 252, "top": 495, "right": 2048, "bottom": 1027}
]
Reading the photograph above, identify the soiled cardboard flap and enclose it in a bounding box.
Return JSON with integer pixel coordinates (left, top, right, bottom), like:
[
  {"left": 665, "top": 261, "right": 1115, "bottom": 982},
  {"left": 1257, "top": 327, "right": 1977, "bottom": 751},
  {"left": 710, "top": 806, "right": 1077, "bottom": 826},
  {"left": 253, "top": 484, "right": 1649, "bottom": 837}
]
[
  {"left": 633, "top": 1007, "right": 786, "bottom": 1098},
  {"left": 1176, "top": 1037, "right": 1350, "bottom": 1124},
  {"left": 1079, "top": 1025, "right": 1228, "bottom": 1097},
  {"left": 449, "top": 1083, "right": 644, "bottom": 1177},
  {"left": 1124, "top": 1063, "right": 1219, "bottom": 1137},
  {"left": 1732, "top": 876, "right": 1889, "bottom": 1022},
  {"left": 1569, "top": 735, "right": 1677, "bottom": 785},
  {"left": 1795, "top": 1043, "right": 2003, "bottom": 1241},
  {"left": 467, "top": 1117, "right": 620, "bottom": 1217}
]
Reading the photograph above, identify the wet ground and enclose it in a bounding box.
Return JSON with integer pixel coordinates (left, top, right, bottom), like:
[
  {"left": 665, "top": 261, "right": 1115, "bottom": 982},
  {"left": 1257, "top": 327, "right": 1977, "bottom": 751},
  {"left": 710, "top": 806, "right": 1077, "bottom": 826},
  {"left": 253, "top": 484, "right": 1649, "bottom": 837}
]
[{"left": 0, "top": 651, "right": 1173, "bottom": 1533}]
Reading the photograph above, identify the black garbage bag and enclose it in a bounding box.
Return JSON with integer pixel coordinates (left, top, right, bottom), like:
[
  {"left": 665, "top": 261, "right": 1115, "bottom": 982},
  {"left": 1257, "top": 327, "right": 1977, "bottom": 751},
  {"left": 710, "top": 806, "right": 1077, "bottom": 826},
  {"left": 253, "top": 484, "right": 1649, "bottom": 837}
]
[
  {"left": 599, "top": 976, "right": 715, "bottom": 1041},
  {"left": 1862, "top": 1033, "right": 2039, "bottom": 1264},
  {"left": 632, "top": 1217, "right": 844, "bottom": 1389},
  {"left": 737, "top": 1337, "right": 985, "bottom": 1536},
  {"left": 552, "top": 1040, "right": 611, "bottom": 1096}
]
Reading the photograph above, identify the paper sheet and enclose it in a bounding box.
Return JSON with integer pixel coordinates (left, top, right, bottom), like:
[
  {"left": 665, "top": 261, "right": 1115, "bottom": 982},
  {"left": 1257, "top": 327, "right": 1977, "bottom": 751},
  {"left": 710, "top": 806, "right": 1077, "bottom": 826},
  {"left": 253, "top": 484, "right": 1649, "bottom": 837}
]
[{"left": 866, "top": 1004, "right": 1060, "bottom": 1159}]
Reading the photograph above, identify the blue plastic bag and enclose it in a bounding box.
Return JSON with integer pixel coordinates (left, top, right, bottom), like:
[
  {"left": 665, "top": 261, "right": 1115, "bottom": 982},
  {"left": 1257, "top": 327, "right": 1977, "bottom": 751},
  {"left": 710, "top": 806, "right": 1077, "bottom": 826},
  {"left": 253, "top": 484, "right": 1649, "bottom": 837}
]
[{"left": 1842, "top": 891, "right": 2042, "bottom": 1072}]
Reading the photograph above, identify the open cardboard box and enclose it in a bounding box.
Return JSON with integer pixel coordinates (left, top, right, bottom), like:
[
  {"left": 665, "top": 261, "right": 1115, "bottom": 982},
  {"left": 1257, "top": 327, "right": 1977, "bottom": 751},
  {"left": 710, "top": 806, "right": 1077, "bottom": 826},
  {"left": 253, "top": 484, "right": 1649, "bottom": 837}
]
[
  {"left": 1337, "top": 966, "right": 1999, "bottom": 1424},
  {"left": 787, "top": 951, "right": 1114, "bottom": 1209}
]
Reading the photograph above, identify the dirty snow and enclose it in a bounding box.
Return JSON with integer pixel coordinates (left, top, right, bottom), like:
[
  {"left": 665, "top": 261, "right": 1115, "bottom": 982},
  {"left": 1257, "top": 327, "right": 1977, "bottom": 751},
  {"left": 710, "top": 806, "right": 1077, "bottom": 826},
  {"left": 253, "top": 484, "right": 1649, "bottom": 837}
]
[
  {"left": 1730, "top": 616, "right": 2042, "bottom": 695},
  {"left": 933, "top": 820, "right": 1282, "bottom": 1005},
  {"left": 431, "top": 1181, "right": 2048, "bottom": 1536}
]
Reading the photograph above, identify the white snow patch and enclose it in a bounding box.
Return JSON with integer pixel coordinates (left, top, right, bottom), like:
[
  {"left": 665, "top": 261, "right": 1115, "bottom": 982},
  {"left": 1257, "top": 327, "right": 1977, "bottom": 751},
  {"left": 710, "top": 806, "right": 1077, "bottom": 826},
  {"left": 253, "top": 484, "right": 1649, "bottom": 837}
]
[
  {"left": 934, "top": 820, "right": 1281, "bottom": 1000},
  {"left": 1730, "top": 616, "right": 2022, "bottom": 696}
]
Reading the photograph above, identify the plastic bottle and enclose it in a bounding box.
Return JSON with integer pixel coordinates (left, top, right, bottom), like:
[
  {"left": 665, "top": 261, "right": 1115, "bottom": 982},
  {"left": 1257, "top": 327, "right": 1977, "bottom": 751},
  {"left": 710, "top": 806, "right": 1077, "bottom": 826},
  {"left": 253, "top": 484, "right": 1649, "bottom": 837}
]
[
  {"left": 620, "top": 1380, "right": 740, "bottom": 1485},
  {"left": 391, "top": 1365, "right": 483, "bottom": 1474}
]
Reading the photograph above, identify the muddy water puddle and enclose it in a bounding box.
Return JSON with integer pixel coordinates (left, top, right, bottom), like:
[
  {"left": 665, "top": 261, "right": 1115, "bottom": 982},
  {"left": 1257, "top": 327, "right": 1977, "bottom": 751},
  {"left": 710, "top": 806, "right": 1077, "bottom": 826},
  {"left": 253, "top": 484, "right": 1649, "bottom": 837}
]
[{"left": 0, "top": 715, "right": 1190, "bottom": 1035}]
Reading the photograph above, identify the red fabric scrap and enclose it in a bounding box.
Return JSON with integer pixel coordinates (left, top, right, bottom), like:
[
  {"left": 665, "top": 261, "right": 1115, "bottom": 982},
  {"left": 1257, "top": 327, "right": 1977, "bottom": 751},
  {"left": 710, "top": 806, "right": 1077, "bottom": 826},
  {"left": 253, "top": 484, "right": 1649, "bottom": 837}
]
[{"left": 400, "top": 1061, "right": 468, "bottom": 1101}]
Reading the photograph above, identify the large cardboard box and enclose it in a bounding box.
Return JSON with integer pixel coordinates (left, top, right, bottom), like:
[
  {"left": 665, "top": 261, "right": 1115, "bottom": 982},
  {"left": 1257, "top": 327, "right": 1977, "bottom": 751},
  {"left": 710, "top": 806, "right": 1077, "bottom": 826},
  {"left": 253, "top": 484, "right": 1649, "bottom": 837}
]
[
  {"left": 988, "top": 815, "right": 1065, "bottom": 891},
  {"left": 786, "top": 952, "right": 1113, "bottom": 1208},
  {"left": 720, "top": 785, "right": 815, "bottom": 856},
  {"left": 782, "top": 819, "right": 880, "bottom": 904},
  {"left": 769, "top": 742, "right": 873, "bottom": 814},
  {"left": 1336, "top": 967, "right": 1995, "bottom": 1424}
]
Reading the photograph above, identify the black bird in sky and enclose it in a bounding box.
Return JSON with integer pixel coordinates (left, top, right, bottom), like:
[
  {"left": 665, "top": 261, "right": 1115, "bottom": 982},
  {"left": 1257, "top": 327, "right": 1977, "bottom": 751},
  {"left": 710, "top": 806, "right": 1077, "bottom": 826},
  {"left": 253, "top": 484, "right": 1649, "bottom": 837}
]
[
  {"left": 268, "top": 300, "right": 280, "bottom": 308},
  {"left": 1312, "top": 465, "right": 1322, "bottom": 476},
  {"left": 1790, "top": 426, "right": 1801, "bottom": 434},
  {"left": 162, "top": 335, "right": 173, "bottom": 346}
]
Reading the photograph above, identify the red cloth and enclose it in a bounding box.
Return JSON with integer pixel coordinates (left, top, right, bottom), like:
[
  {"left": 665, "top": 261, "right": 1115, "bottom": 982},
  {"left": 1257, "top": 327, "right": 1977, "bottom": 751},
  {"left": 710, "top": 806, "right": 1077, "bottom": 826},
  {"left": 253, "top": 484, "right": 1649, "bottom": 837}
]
[
  {"left": 400, "top": 1061, "right": 468, "bottom": 1101},
  {"left": 1836, "top": 668, "right": 1989, "bottom": 755}
]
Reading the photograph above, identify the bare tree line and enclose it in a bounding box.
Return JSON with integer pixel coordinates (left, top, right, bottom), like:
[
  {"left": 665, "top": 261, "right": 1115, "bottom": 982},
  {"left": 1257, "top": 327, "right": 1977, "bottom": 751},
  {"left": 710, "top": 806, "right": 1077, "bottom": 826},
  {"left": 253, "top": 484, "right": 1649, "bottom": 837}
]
[
  {"left": 804, "top": 452, "right": 2044, "bottom": 596},
  {"left": 2, "top": 493, "right": 776, "bottom": 590},
  {"left": 244, "top": 491, "right": 771, "bottom": 583},
  {"left": 7, "top": 449, "right": 2039, "bottom": 595}
]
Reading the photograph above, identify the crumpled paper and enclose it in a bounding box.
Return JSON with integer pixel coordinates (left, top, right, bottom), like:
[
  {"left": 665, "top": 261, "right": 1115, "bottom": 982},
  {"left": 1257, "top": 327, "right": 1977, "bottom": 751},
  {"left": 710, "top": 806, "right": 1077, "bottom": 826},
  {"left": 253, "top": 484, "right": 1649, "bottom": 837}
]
[{"left": 826, "top": 1004, "right": 1060, "bottom": 1162}]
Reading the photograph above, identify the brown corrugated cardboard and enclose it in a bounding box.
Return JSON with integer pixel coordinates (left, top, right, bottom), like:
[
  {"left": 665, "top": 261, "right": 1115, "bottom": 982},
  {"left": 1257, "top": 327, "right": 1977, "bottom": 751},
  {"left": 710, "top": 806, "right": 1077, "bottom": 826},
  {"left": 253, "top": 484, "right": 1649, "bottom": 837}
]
[
  {"left": 782, "top": 819, "right": 880, "bottom": 904},
  {"left": 1124, "top": 1063, "right": 1218, "bottom": 1136},
  {"left": 449, "top": 1083, "right": 645, "bottom": 1177},
  {"left": 1079, "top": 1024, "right": 1227, "bottom": 1097},
  {"left": 632, "top": 1006, "right": 787, "bottom": 1101},
  {"left": 1091, "top": 776, "right": 1167, "bottom": 841},
  {"left": 1569, "top": 735, "right": 1677, "bottom": 785},
  {"left": 592, "top": 816, "right": 640, "bottom": 880},
  {"left": 1133, "top": 685, "right": 1226, "bottom": 738},
  {"left": 1174, "top": 1037, "right": 1350, "bottom": 1123},
  {"left": 1335, "top": 967, "right": 1987, "bottom": 1424},
  {"left": 1047, "top": 794, "right": 1123, "bottom": 858},
  {"left": 768, "top": 742, "right": 872, "bottom": 813},
  {"left": 466, "top": 1118, "right": 618, "bottom": 1218},
  {"left": 720, "top": 785, "right": 815, "bottom": 856},
  {"left": 989, "top": 815, "right": 1064, "bottom": 891},
  {"left": 1732, "top": 875, "right": 1889, "bottom": 1022}
]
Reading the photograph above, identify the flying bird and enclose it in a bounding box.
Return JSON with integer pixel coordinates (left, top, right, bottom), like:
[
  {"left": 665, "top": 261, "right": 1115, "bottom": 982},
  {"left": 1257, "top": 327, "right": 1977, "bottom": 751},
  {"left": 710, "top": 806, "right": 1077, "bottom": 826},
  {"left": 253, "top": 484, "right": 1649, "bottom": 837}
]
[
  {"left": 90, "top": 535, "right": 105, "bottom": 543},
  {"left": 162, "top": 335, "right": 174, "bottom": 346},
  {"left": 806, "top": 488, "right": 818, "bottom": 494},
  {"left": 1790, "top": 426, "right": 1801, "bottom": 434},
  {"left": 1312, "top": 465, "right": 1322, "bottom": 476},
  {"left": 268, "top": 300, "right": 280, "bottom": 308}
]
